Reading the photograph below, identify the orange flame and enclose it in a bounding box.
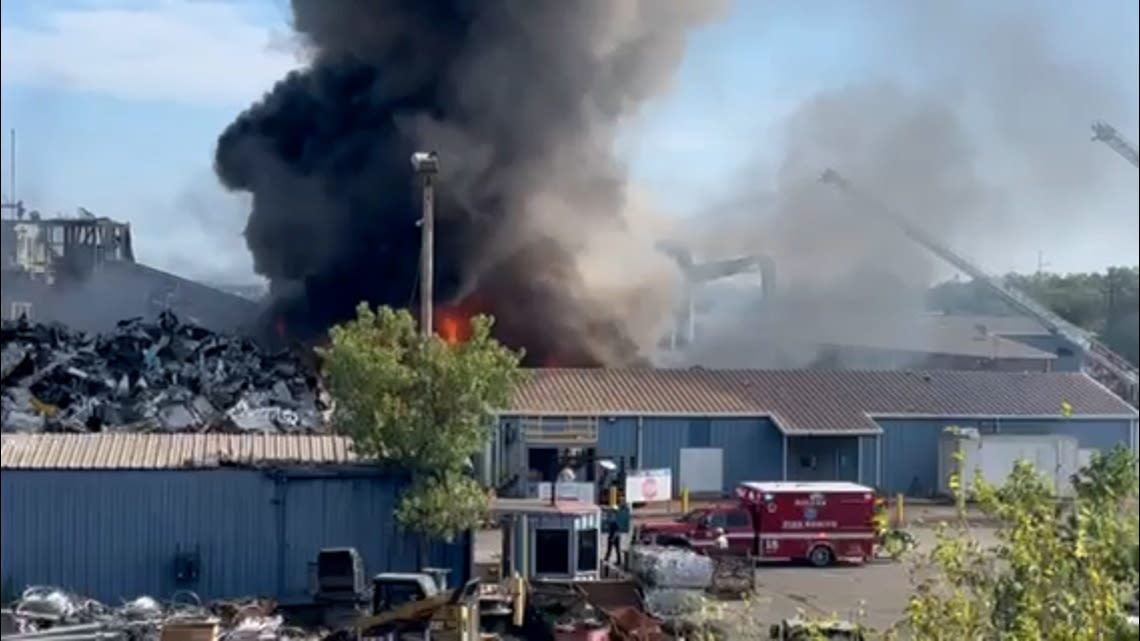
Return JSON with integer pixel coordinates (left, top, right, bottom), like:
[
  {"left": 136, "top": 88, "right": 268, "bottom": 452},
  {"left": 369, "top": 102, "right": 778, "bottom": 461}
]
[
  {"left": 435, "top": 299, "right": 479, "bottom": 345},
  {"left": 438, "top": 313, "right": 464, "bottom": 345}
]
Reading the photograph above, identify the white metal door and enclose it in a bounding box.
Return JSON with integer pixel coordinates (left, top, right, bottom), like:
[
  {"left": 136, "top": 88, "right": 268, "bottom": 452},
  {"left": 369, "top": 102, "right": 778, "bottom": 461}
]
[{"left": 679, "top": 448, "right": 723, "bottom": 495}]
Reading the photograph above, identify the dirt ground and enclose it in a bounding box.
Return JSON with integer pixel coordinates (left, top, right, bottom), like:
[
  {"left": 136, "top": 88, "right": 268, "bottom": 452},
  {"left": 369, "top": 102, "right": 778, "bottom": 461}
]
[{"left": 475, "top": 507, "right": 1001, "bottom": 636}]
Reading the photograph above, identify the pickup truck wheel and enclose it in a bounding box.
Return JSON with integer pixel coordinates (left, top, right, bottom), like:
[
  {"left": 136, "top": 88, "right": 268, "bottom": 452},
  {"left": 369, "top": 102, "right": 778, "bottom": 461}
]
[{"left": 808, "top": 544, "right": 835, "bottom": 568}]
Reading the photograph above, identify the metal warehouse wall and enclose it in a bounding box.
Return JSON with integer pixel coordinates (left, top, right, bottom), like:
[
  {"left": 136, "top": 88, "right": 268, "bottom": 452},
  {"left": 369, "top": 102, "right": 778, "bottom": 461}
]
[
  {"left": 1004, "top": 334, "right": 1083, "bottom": 372},
  {"left": 596, "top": 417, "right": 638, "bottom": 462},
  {"left": 0, "top": 468, "right": 471, "bottom": 604},
  {"left": 860, "top": 436, "right": 878, "bottom": 486},
  {"left": 786, "top": 437, "right": 861, "bottom": 483},
  {"left": 634, "top": 417, "right": 783, "bottom": 495},
  {"left": 783, "top": 436, "right": 878, "bottom": 486},
  {"left": 497, "top": 415, "right": 785, "bottom": 496},
  {"left": 878, "top": 417, "right": 1137, "bottom": 497}
]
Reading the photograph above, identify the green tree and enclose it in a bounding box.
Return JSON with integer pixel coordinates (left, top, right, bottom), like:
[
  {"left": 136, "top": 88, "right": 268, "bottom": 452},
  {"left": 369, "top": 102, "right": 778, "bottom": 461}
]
[
  {"left": 897, "top": 445, "right": 1140, "bottom": 640},
  {"left": 322, "top": 304, "right": 526, "bottom": 542},
  {"left": 765, "top": 445, "right": 1140, "bottom": 641}
]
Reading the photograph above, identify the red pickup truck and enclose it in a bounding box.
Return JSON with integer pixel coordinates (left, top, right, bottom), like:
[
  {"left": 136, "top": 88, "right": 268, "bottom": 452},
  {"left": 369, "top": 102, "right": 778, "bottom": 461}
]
[{"left": 633, "top": 481, "right": 879, "bottom": 567}]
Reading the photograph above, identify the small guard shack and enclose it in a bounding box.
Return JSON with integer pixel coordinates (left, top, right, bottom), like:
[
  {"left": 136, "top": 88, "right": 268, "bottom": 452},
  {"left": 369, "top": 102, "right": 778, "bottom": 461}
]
[{"left": 494, "top": 499, "right": 602, "bottom": 581}]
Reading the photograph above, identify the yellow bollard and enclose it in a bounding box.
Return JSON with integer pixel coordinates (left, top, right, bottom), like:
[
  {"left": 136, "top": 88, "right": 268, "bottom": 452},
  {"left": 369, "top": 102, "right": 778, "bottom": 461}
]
[
  {"left": 895, "top": 493, "right": 905, "bottom": 527},
  {"left": 608, "top": 485, "right": 618, "bottom": 508},
  {"left": 681, "top": 487, "right": 690, "bottom": 514}
]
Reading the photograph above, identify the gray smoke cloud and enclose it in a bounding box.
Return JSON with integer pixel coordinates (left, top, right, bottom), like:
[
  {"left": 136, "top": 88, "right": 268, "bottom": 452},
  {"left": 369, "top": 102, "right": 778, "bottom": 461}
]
[
  {"left": 671, "top": 1, "right": 1137, "bottom": 369},
  {"left": 215, "top": 0, "right": 725, "bottom": 365}
]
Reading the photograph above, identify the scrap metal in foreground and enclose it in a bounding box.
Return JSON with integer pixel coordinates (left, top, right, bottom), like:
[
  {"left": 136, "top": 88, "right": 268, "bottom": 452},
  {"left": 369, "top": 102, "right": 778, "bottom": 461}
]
[{"left": 1, "top": 312, "right": 329, "bottom": 434}]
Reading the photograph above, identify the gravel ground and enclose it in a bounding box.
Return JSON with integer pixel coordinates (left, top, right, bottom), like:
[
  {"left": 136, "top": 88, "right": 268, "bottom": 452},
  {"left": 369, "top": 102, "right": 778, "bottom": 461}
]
[{"left": 475, "top": 519, "right": 1002, "bottom": 637}]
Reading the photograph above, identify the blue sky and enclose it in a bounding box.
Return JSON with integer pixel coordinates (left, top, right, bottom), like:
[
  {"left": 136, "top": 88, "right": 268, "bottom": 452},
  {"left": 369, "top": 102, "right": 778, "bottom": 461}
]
[{"left": 2, "top": 0, "right": 1137, "bottom": 283}]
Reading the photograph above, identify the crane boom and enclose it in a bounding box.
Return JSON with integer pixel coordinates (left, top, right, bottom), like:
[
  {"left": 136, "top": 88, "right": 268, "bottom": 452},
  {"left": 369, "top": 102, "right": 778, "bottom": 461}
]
[
  {"left": 1091, "top": 121, "right": 1139, "bottom": 168},
  {"left": 819, "top": 169, "right": 1138, "bottom": 406}
]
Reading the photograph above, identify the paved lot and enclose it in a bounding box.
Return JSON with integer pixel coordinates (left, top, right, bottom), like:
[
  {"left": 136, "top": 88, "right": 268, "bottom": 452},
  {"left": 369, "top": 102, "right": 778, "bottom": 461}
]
[
  {"left": 475, "top": 520, "right": 1001, "bottom": 635},
  {"left": 747, "top": 525, "right": 1000, "bottom": 633}
]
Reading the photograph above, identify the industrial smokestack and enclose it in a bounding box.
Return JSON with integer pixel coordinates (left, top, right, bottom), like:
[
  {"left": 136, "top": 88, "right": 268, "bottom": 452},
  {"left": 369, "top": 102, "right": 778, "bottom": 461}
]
[{"left": 214, "top": 0, "right": 726, "bottom": 366}]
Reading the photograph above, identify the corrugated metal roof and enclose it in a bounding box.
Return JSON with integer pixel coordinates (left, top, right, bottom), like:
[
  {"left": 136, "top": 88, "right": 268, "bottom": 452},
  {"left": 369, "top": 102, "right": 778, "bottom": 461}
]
[
  {"left": 511, "top": 369, "right": 1137, "bottom": 434},
  {"left": 1, "top": 433, "right": 356, "bottom": 470},
  {"left": 844, "top": 316, "right": 1056, "bottom": 359},
  {"left": 5, "top": 369, "right": 1133, "bottom": 466},
  {"left": 743, "top": 312, "right": 1055, "bottom": 360},
  {"left": 930, "top": 314, "right": 1050, "bottom": 336}
]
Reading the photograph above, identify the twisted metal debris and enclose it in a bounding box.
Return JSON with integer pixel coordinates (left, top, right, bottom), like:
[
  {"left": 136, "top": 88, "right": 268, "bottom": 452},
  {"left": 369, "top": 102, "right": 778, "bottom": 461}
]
[
  {"left": 1, "top": 587, "right": 314, "bottom": 641},
  {"left": 1, "top": 312, "right": 329, "bottom": 434}
]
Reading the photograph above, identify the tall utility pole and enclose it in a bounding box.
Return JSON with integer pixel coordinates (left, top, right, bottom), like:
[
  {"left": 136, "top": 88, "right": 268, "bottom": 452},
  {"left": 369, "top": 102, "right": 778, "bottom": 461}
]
[{"left": 411, "top": 151, "right": 440, "bottom": 336}]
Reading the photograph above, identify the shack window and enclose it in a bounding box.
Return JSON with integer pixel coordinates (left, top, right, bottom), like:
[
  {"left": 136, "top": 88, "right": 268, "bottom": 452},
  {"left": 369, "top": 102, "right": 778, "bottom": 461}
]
[
  {"left": 577, "top": 529, "right": 598, "bottom": 571},
  {"left": 725, "top": 509, "right": 751, "bottom": 529},
  {"left": 534, "top": 529, "right": 569, "bottom": 575}
]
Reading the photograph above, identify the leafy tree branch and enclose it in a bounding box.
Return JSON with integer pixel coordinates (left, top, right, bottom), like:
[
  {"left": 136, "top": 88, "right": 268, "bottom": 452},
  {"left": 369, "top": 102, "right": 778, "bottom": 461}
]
[{"left": 322, "top": 303, "right": 525, "bottom": 541}]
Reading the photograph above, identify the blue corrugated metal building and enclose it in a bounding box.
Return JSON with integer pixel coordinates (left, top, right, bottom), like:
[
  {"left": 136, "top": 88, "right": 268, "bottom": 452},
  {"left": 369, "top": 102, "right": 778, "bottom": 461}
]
[
  {"left": 0, "top": 434, "right": 472, "bottom": 604},
  {"left": 491, "top": 369, "right": 1138, "bottom": 498}
]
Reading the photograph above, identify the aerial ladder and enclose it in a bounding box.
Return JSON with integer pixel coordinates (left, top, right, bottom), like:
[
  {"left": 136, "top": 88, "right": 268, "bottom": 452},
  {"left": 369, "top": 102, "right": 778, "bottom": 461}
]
[
  {"left": 819, "top": 169, "right": 1139, "bottom": 407},
  {"left": 1091, "top": 121, "right": 1139, "bottom": 169}
]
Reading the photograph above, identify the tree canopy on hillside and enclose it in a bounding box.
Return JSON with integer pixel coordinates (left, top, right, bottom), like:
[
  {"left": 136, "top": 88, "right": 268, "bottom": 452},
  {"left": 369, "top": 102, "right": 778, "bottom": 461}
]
[{"left": 928, "top": 266, "right": 1139, "bottom": 366}]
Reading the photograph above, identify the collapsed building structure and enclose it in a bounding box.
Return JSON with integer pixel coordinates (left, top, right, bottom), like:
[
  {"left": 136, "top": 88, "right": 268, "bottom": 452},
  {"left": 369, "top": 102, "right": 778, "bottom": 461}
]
[{"left": 0, "top": 201, "right": 259, "bottom": 334}]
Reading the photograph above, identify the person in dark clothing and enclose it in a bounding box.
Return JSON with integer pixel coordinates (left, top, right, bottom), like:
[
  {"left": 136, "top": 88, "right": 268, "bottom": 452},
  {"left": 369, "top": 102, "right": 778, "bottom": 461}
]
[{"left": 604, "top": 503, "right": 631, "bottom": 564}]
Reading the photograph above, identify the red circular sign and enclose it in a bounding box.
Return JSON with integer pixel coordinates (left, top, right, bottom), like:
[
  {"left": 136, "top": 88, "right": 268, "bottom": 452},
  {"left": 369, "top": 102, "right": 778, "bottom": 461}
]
[{"left": 642, "top": 477, "right": 659, "bottom": 500}]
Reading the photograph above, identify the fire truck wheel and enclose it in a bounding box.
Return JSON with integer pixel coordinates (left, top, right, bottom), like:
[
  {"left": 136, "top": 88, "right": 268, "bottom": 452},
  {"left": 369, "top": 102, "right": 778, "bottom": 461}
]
[{"left": 808, "top": 544, "right": 835, "bottom": 568}]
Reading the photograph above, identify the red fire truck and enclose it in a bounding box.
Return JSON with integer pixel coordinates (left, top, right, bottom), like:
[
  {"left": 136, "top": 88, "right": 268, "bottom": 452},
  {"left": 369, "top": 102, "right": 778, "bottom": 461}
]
[{"left": 635, "top": 481, "right": 879, "bottom": 567}]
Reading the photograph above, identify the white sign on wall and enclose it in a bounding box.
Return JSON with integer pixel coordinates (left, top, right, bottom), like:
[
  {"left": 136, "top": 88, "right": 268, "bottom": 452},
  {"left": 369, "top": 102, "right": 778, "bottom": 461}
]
[{"left": 625, "top": 468, "right": 673, "bottom": 503}]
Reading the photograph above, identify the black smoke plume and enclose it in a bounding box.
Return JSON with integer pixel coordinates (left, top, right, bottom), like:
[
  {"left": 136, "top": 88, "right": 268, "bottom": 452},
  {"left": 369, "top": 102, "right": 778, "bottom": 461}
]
[{"left": 214, "top": 0, "right": 723, "bottom": 365}]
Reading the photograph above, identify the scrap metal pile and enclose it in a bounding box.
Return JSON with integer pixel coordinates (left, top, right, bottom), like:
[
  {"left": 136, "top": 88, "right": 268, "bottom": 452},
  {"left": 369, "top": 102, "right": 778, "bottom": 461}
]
[
  {"left": 627, "top": 546, "right": 715, "bottom": 591},
  {"left": 625, "top": 546, "right": 759, "bottom": 639},
  {"left": 1, "top": 312, "right": 330, "bottom": 434},
  {"left": 0, "top": 587, "right": 317, "bottom": 640}
]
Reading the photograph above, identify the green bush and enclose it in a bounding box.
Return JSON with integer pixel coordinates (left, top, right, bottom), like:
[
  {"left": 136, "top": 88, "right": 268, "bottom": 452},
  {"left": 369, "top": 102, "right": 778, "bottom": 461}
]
[{"left": 896, "top": 445, "right": 1140, "bottom": 640}]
